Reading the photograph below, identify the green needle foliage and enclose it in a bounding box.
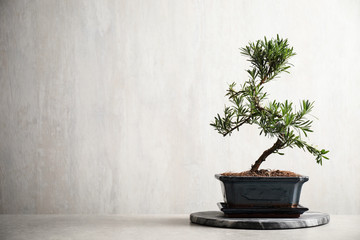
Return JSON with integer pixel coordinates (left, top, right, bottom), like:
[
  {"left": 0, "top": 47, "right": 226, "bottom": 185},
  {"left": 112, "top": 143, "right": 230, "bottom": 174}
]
[{"left": 210, "top": 35, "right": 329, "bottom": 172}]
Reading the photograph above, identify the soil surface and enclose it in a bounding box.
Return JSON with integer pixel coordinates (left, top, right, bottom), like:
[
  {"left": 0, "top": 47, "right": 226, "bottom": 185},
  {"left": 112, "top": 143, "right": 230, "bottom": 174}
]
[{"left": 221, "top": 169, "right": 301, "bottom": 177}]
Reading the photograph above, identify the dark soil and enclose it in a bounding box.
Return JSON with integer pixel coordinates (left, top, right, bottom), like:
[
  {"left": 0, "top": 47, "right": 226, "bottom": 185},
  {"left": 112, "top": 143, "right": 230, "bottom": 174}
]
[{"left": 221, "top": 169, "right": 301, "bottom": 177}]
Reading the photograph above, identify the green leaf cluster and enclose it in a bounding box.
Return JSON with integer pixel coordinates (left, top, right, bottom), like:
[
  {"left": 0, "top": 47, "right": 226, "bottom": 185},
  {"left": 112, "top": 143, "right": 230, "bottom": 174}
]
[{"left": 210, "top": 35, "right": 329, "bottom": 166}]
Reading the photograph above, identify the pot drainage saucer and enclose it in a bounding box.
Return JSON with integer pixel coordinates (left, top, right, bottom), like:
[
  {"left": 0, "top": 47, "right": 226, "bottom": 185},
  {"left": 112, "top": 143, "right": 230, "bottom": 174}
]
[{"left": 217, "top": 202, "right": 309, "bottom": 218}]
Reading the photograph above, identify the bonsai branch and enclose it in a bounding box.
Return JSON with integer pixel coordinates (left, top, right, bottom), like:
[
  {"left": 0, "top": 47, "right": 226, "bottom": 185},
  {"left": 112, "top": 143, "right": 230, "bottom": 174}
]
[
  {"left": 223, "top": 117, "right": 250, "bottom": 137},
  {"left": 259, "top": 75, "right": 268, "bottom": 86},
  {"left": 251, "top": 138, "right": 284, "bottom": 172}
]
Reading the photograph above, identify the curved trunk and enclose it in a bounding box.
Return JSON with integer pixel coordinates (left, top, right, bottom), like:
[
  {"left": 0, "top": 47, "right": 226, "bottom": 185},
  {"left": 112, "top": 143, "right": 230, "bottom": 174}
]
[{"left": 251, "top": 138, "right": 283, "bottom": 172}]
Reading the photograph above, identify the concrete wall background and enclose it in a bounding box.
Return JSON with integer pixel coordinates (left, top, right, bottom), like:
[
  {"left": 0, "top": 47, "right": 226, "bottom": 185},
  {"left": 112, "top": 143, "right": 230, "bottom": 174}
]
[{"left": 1, "top": 0, "right": 360, "bottom": 214}]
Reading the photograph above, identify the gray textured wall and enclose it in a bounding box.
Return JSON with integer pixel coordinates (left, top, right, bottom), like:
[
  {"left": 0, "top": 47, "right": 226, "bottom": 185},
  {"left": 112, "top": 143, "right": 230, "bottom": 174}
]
[{"left": 1, "top": 0, "right": 360, "bottom": 214}]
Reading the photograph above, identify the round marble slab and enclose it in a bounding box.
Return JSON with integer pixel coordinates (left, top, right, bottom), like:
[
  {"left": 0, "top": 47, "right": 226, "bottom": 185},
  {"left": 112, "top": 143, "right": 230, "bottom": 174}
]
[{"left": 190, "top": 211, "right": 330, "bottom": 230}]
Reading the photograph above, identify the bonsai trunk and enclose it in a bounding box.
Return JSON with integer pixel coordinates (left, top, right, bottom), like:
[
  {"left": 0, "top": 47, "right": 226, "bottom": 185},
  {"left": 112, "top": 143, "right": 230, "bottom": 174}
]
[{"left": 251, "top": 138, "right": 283, "bottom": 172}]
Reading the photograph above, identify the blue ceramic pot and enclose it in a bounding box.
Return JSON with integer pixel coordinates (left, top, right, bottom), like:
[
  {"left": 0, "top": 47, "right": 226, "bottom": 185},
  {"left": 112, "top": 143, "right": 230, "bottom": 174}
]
[{"left": 215, "top": 174, "right": 309, "bottom": 208}]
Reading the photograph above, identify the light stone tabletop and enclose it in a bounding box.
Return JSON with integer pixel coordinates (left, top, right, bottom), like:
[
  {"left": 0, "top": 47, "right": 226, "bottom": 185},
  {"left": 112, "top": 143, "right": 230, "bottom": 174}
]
[{"left": 0, "top": 214, "right": 360, "bottom": 240}]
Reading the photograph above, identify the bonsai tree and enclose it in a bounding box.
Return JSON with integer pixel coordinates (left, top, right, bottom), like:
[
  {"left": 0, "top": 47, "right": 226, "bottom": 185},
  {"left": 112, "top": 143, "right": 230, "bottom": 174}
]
[{"left": 211, "top": 35, "right": 329, "bottom": 173}]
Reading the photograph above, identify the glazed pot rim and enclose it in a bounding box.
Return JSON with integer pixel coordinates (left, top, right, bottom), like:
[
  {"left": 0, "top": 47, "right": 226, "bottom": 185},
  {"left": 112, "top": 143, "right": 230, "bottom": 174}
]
[{"left": 215, "top": 174, "right": 309, "bottom": 181}]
